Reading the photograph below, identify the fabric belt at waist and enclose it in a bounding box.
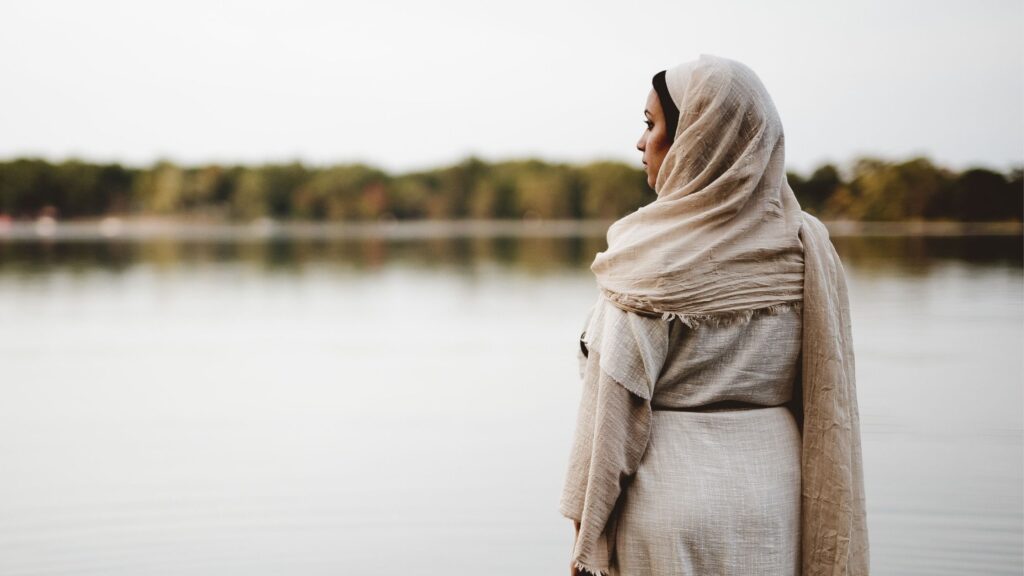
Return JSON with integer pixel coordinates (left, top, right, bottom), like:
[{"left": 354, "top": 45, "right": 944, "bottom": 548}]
[{"left": 652, "top": 399, "right": 786, "bottom": 413}]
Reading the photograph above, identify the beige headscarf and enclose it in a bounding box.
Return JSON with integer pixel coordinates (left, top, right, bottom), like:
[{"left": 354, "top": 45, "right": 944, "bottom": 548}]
[
  {"left": 593, "top": 54, "right": 804, "bottom": 320},
  {"left": 587, "top": 54, "right": 870, "bottom": 574}
]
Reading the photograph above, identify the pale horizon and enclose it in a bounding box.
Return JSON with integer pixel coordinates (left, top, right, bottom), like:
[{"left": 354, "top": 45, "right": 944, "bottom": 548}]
[{"left": 2, "top": 0, "right": 1021, "bottom": 175}]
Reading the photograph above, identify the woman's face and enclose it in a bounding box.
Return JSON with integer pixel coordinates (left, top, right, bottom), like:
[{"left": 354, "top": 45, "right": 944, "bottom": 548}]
[{"left": 636, "top": 88, "right": 673, "bottom": 190}]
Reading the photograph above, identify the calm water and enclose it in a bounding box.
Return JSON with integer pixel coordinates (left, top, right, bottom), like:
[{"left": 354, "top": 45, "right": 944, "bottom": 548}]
[{"left": 0, "top": 226, "right": 1021, "bottom": 575}]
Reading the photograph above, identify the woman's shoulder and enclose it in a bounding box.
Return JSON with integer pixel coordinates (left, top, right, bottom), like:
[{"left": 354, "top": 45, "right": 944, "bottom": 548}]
[
  {"left": 581, "top": 294, "right": 670, "bottom": 343},
  {"left": 579, "top": 295, "right": 671, "bottom": 400}
]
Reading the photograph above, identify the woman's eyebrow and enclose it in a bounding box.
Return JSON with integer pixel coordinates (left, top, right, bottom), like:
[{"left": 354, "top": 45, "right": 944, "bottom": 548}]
[{"left": 644, "top": 110, "right": 653, "bottom": 118}]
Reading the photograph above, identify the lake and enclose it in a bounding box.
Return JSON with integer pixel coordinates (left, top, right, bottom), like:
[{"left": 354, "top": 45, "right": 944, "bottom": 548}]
[{"left": 0, "top": 221, "right": 1021, "bottom": 575}]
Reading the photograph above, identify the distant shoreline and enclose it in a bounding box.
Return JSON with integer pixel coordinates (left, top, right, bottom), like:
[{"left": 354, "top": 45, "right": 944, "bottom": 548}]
[{"left": 0, "top": 216, "right": 1020, "bottom": 241}]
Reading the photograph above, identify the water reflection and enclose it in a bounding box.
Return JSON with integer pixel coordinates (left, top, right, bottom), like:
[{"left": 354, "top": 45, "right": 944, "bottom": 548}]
[
  {"left": 832, "top": 235, "right": 1023, "bottom": 273},
  {"left": 1, "top": 231, "right": 1019, "bottom": 277},
  {"left": 0, "top": 225, "right": 1020, "bottom": 575},
  {"left": 0, "top": 236, "right": 613, "bottom": 275}
]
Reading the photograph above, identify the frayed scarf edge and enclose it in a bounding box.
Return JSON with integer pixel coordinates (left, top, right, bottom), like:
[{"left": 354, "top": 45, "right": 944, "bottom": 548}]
[
  {"left": 658, "top": 300, "right": 803, "bottom": 328},
  {"left": 573, "top": 559, "right": 610, "bottom": 576}
]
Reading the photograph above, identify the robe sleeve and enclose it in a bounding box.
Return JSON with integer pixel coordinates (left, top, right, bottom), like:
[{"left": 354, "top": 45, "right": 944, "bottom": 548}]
[{"left": 559, "top": 336, "right": 652, "bottom": 576}]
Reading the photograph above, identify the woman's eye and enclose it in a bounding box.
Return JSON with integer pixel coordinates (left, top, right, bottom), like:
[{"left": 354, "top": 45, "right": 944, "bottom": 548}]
[{"left": 644, "top": 120, "right": 654, "bottom": 130}]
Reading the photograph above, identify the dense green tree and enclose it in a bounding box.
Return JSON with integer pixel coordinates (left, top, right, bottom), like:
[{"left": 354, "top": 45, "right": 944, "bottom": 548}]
[
  {"left": 843, "top": 156, "right": 952, "bottom": 221},
  {"left": 0, "top": 155, "right": 1019, "bottom": 222},
  {"left": 790, "top": 164, "right": 842, "bottom": 215},
  {"left": 134, "top": 161, "right": 185, "bottom": 214},
  {"left": 577, "top": 161, "right": 650, "bottom": 219},
  {"left": 4, "top": 160, "right": 56, "bottom": 216},
  {"left": 949, "top": 168, "right": 1021, "bottom": 221}
]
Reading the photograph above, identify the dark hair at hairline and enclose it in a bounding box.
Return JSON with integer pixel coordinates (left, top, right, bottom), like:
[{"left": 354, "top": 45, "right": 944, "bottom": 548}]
[{"left": 651, "top": 70, "right": 680, "bottom": 142}]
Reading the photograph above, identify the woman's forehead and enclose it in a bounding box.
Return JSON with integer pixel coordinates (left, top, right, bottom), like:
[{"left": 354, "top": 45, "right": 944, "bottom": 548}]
[{"left": 645, "top": 88, "right": 662, "bottom": 114}]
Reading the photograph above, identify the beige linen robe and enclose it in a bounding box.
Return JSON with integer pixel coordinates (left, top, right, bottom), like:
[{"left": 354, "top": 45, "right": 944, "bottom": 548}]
[
  {"left": 560, "top": 214, "right": 869, "bottom": 576},
  {"left": 560, "top": 300, "right": 803, "bottom": 575}
]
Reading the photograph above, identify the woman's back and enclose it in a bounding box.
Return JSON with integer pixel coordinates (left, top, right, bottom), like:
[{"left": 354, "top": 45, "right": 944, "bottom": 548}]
[
  {"left": 561, "top": 300, "right": 804, "bottom": 575},
  {"left": 617, "top": 305, "right": 803, "bottom": 576},
  {"left": 652, "top": 303, "right": 802, "bottom": 409}
]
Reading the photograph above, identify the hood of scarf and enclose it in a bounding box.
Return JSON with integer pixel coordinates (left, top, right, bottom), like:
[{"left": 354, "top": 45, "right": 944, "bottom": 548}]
[{"left": 592, "top": 54, "right": 804, "bottom": 320}]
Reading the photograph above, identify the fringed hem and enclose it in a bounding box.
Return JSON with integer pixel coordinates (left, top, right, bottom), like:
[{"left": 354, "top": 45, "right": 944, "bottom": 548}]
[
  {"left": 660, "top": 300, "right": 803, "bottom": 329},
  {"left": 573, "top": 559, "right": 610, "bottom": 576},
  {"left": 598, "top": 288, "right": 804, "bottom": 329}
]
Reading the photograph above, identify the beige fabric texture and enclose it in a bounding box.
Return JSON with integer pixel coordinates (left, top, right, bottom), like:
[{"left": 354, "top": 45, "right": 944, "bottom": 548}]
[
  {"left": 618, "top": 406, "right": 802, "bottom": 575},
  {"left": 561, "top": 301, "right": 805, "bottom": 575},
  {"left": 561, "top": 53, "right": 869, "bottom": 575},
  {"left": 591, "top": 54, "right": 804, "bottom": 318}
]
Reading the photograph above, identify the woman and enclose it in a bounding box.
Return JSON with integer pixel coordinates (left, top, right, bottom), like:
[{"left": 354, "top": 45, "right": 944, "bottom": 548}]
[{"left": 559, "top": 54, "right": 869, "bottom": 576}]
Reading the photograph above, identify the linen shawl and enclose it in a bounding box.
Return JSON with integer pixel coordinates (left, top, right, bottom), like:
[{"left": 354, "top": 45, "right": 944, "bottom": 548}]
[{"left": 565, "top": 54, "right": 869, "bottom": 575}]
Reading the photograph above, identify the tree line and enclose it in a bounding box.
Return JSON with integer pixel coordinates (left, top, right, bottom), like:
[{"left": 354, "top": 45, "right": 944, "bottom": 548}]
[{"left": 0, "top": 156, "right": 1019, "bottom": 222}]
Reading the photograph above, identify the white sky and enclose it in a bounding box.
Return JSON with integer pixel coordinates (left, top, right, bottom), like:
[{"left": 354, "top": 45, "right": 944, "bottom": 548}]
[{"left": 1, "top": 0, "right": 1021, "bottom": 174}]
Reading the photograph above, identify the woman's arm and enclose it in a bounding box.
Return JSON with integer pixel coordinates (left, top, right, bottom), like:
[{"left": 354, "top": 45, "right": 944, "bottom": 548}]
[{"left": 560, "top": 346, "right": 652, "bottom": 576}]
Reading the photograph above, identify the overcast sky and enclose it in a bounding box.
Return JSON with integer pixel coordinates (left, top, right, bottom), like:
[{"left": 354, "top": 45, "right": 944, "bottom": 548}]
[{"left": 2, "top": 0, "right": 1021, "bottom": 174}]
